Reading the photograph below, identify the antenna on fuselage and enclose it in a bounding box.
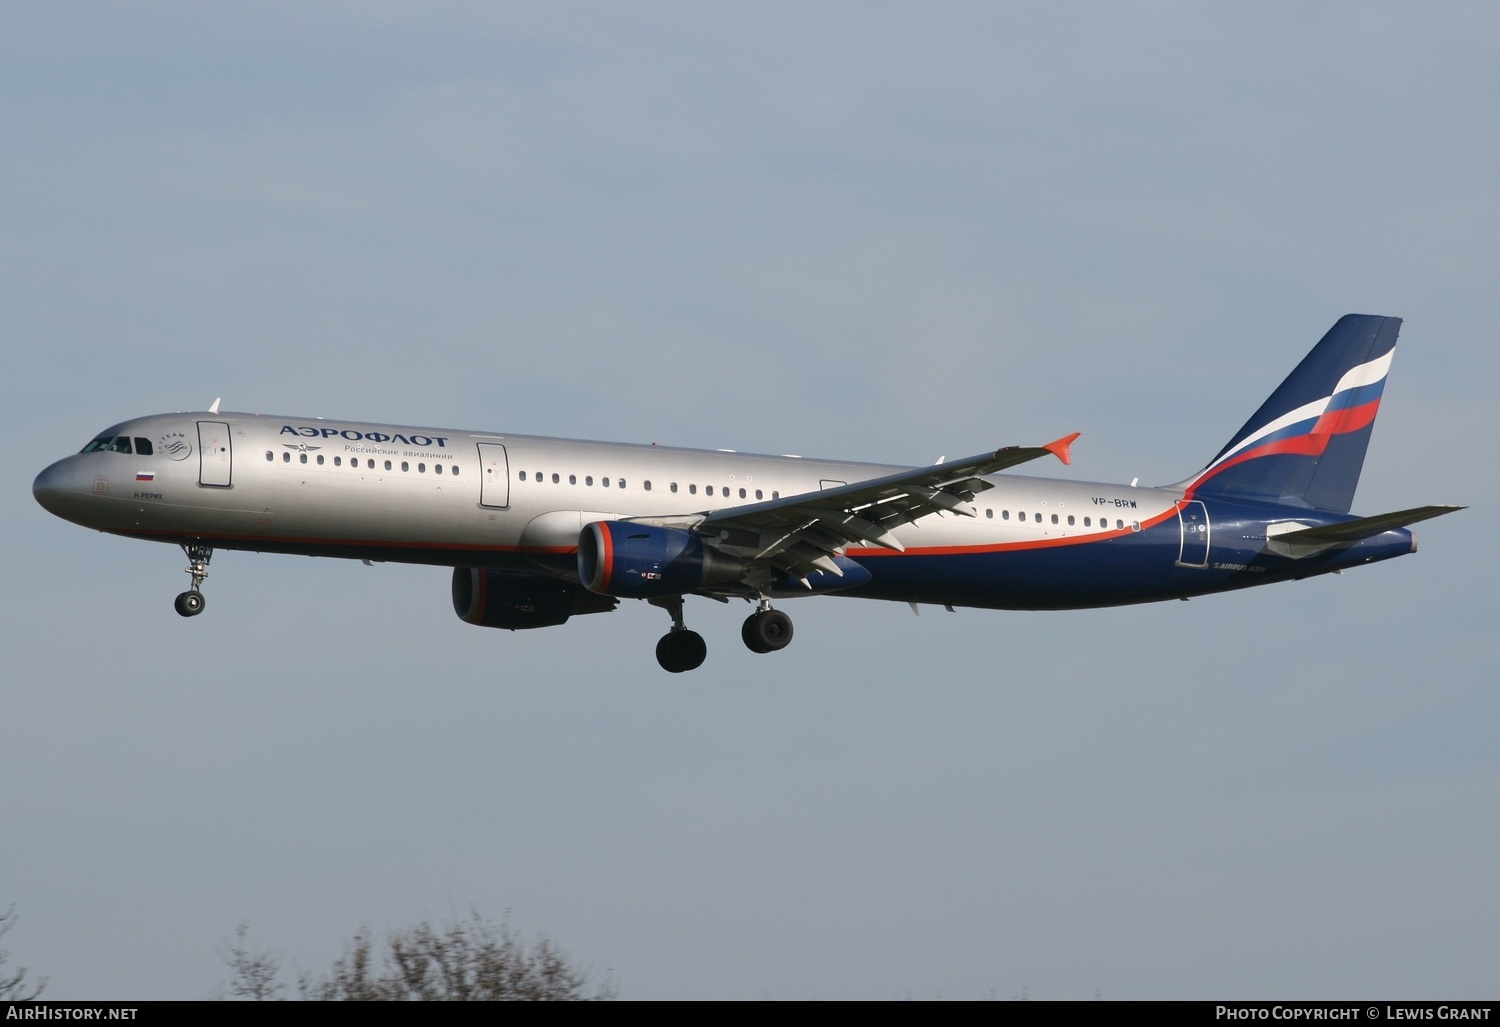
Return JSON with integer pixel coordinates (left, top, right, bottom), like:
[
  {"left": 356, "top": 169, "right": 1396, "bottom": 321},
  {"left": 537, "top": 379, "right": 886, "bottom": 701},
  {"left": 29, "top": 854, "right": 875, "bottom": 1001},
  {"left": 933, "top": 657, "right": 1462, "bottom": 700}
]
[{"left": 208, "top": 397, "right": 222, "bottom": 414}]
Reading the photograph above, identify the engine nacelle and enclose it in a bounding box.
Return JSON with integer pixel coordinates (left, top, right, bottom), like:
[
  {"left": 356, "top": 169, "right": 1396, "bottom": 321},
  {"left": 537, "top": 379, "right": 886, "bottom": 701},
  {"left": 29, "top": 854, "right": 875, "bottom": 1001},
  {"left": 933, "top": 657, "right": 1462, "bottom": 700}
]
[
  {"left": 452, "top": 568, "right": 617, "bottom": 630},
  {"left": 577, "top": 521, "right": 744, "bottom": 598}
]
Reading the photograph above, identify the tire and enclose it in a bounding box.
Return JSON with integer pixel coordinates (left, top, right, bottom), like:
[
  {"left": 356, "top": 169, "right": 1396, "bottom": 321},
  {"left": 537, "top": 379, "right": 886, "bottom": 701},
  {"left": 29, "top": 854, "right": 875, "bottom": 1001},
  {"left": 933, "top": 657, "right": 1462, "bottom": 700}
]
[
  {"left": 742, "top": 614, "right": 770, "bottom": 653},
  {"left": 747, "top": 609, "right": 793, "bottom": 652},
  {"left": 656, "top": 629, "right": 707, "bottom": 672},
  {"left": 174, "top": 591, "right": 206, "bottom": 617}
]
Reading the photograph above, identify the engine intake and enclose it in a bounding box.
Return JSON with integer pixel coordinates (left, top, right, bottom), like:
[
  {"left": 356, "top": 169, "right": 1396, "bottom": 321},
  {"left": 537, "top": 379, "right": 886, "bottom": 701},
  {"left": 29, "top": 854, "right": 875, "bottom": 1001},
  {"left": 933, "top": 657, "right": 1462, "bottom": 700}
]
[{"left": 578, "top": 521, "right": 745, "bottom": 598}]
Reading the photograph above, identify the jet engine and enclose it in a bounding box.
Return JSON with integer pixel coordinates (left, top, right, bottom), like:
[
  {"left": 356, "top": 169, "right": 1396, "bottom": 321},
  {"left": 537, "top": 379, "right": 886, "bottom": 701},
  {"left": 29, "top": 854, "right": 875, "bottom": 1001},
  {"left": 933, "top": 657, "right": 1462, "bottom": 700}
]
[
  {"left": 577, "top": 521, "right": 745, "bottom": 598},
  {"left": 452, "top": 568, "right": 617, "bottom": 630}
]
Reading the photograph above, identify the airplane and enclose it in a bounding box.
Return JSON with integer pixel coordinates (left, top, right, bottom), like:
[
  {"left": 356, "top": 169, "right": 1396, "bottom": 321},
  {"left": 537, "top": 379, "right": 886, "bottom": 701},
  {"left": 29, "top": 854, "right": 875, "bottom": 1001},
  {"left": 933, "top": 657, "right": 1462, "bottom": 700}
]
[{"left": 33, "top": 314, "right": 1461, "bottom": 673}]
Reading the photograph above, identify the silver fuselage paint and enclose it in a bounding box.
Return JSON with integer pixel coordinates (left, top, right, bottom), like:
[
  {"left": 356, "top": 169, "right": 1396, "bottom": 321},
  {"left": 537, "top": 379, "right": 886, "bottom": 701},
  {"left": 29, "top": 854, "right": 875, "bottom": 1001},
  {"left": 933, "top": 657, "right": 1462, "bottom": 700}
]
[{"left": 33, "top": 411, "right": 1179, "bottom": 593}]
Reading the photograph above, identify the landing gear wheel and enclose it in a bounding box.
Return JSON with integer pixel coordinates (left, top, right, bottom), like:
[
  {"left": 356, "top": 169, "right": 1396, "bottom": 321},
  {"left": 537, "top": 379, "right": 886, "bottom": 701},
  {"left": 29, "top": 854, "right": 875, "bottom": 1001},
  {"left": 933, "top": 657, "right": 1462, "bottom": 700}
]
[
  {"left": 176, "top": 543, "right": 214, "bottom": 618},
  {"left": 174, "top": 590, "right": 206, "bottom": 617},
  {"left": 742, "top": 616, "right": 769, "bottom": 653},
  {"left": 656, "top": 629, "right": 707, "bottom": 673},
  {"left": 742, "top": 609, "right": 793, "bottom": 653}
]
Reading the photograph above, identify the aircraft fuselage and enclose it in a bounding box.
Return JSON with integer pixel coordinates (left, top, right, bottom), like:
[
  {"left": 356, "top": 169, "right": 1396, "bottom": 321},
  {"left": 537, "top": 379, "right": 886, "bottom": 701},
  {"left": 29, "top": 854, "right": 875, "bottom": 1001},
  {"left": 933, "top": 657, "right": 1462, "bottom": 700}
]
[{"left": 33, "top": 410, "right": 1415, "bottom": 613}]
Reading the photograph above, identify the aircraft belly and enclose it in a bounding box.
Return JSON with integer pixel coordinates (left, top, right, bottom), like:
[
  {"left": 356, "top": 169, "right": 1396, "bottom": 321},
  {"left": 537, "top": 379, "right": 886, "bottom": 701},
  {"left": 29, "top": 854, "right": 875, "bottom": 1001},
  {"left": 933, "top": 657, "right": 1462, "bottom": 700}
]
[{"left": 850, "top": 516, "right": 1231, "bottom": 610}]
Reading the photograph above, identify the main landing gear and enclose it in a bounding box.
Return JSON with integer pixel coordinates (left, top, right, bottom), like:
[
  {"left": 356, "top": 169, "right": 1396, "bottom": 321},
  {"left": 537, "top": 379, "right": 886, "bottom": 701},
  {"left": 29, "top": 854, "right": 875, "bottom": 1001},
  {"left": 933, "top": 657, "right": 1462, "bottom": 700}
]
[
  {"left": 174, "top": 543, "right": 213, "bottom": 618},
  {"left": 647, "top": 596, "right": 795, "bottom": 672},
  {"left": 742, "top": 602, "right": 793, "bottom": 654},
  {"left": 649, "top": 596, "right": 707, "bottom": 673}
]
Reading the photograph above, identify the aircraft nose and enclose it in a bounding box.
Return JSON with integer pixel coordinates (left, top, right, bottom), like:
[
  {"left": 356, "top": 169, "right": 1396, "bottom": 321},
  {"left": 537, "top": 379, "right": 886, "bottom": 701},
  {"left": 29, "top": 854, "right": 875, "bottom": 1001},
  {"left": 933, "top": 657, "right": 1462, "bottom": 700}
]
[{"left": 33, "top": 459, "right": 80, "bottom": 517}]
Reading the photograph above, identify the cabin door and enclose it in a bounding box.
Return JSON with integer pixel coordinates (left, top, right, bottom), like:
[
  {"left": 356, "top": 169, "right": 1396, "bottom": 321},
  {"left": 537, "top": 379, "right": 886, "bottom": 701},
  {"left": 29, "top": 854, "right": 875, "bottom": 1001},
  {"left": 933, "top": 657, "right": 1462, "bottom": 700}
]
[
  {"left": 477, "top": 443, "right": 511, "bottom": 509},
  {"left": 196, "top": 421, "right": 232, "bottom": 487},
  {"left": 1176, "top": 500, "right": 1210, "bottom": 568}
]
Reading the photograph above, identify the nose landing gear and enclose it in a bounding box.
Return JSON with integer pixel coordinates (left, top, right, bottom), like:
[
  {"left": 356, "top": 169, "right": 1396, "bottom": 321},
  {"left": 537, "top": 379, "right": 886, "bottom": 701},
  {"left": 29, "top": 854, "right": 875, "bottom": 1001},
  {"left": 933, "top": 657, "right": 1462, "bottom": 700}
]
[
  {"left": 648, "top": 595, "right": 707, "bottom": 673},
  {"left": 175, "top": 543, "right": 213, "bottom": 618},
  {"left": 742, "top": 603, "right": 793, "bottom": 654}
]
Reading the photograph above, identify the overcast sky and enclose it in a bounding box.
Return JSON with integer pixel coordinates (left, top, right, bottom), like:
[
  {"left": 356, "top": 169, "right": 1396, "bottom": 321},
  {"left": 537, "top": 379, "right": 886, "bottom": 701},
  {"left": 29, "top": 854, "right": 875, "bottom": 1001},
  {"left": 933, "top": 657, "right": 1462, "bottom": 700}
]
[{"left": 2, "top": 2, "right": 1496, "bottom": 1000}]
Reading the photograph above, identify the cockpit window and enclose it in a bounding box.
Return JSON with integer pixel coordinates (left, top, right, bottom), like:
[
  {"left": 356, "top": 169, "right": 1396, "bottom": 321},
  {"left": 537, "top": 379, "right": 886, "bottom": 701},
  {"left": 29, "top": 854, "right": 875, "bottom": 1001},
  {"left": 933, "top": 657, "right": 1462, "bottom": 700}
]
[
  {"left": 134, "top": 438, "right": 154, "bottom": 456},
  {"left": 82, "top": 435, "right": 135, "bottom": 454}
]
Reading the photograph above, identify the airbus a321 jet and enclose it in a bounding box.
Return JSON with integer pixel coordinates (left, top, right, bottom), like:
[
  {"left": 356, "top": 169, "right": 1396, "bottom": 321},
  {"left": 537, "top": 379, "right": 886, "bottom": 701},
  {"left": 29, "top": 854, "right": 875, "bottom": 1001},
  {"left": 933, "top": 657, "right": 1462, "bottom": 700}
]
[{"left": 34, "top": 314, "right": 1460, "bottom": 672}]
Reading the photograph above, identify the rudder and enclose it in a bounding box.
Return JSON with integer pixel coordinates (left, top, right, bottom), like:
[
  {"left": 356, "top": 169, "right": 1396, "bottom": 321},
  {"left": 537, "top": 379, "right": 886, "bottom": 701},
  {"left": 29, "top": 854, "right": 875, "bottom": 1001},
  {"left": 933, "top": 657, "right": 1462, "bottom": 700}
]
[{"left": 1181, "top": 314, "right": 1401, "bottom": 513}]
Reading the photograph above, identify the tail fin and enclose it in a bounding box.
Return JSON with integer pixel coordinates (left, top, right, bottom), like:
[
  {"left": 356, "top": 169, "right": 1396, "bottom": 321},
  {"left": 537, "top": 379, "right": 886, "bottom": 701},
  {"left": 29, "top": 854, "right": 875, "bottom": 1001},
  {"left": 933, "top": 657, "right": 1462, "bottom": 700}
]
[{"left": 1180, "top": 314, "right": 1401, "bottom": 513}]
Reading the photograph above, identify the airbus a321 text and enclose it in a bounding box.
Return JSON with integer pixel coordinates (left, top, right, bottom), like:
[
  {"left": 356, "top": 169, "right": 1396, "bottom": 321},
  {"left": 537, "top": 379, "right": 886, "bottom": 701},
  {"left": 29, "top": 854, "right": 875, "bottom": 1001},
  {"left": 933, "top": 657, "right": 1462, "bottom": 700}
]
[{"left": 34, "top": 315, "right": 1460, "bottom": 672}]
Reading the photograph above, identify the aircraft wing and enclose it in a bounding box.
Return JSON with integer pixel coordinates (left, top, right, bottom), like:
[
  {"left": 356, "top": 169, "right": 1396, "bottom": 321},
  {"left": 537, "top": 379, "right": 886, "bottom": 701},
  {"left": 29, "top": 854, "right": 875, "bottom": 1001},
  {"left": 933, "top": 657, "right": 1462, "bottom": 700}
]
[
  {"left": 1271, "top": 504, "right": 1464, "bottom": 545},
  {"left": 639, "top": 433, "right": 1079, "bottom": 585}
]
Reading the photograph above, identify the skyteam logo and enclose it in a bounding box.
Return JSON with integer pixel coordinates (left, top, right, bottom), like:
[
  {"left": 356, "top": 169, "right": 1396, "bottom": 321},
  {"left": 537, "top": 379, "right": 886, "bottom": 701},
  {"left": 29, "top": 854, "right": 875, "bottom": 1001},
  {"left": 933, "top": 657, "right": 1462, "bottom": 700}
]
[{"left": 158, "top": 431, "right": 191, "bottom": 460}]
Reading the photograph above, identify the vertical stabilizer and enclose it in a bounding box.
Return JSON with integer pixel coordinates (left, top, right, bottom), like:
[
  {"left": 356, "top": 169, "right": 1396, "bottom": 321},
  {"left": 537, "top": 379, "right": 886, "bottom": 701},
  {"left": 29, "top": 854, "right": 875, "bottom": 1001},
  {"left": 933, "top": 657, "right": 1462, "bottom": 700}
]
[{"left": 1181, "top": 314, "right": 1400, "bottom": 513}]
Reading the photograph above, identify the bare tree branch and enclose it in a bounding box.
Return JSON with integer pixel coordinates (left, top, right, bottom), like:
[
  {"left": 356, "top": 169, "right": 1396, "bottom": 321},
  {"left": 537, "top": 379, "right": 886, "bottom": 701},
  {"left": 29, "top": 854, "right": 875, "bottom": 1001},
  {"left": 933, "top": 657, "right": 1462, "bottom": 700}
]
[
  {"left": 217, "top": 922, "right": 284, "bottom": 1001},
  {"left": 295, "top": 910, "right": 614, "bottom": 1001},
  {"left": 0, "top": 906, "right": 46, "bottom": 1001}
]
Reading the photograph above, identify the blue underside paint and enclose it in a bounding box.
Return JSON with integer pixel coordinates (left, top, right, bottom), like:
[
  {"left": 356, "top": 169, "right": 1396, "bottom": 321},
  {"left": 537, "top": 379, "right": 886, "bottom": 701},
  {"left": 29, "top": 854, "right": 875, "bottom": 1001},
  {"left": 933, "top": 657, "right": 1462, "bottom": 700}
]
[{"left": 843, "top": 498, "right": 1414, "bottom": 610}]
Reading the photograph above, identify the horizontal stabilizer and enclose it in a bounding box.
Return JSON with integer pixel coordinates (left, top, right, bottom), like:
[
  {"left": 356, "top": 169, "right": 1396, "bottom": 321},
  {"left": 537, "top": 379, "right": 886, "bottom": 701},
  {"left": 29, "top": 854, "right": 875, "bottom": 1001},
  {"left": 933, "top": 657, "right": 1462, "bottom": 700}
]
[{"left": 1274, "top": 504, "right": 1464, "bottom": 545}]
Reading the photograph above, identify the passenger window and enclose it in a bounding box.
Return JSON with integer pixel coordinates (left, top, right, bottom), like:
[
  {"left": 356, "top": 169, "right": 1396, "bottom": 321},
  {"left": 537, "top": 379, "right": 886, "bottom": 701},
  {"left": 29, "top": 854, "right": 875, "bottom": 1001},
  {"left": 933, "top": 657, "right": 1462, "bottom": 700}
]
[
  {"left": 1116, "top": 519, "right": 1124, "bottom": 529},
  {"left": 644, "top": 480, "right": 652, "bottom": 491},
  {"left": 265, "top": 451, "right": 273, "bottom": 462},
  {"left": 1051, "top": 514, "right": 1058, "bottom": 524},
  {"left": 433, "top": 464, "right": 441, "bottom": 474},
  {"left": 586, "top": 476, "right": 593, "bottom": 486},
  {"left": 552, "top": 473, "right": 559, "bottom": 483},
  {"left": 1034, "top": 512, "right": 1042, "bottom": 523},
  {"left": 384, "top": 460, "right": 392, "bottom": 470},
  {"left": 755, "top": 490, "right": 763, "bottom": 500},
  {"left": 317, "top": 454, "right": 325, "bottom": 465},
  {"left": 1018, "top": 511, "right": 1025, "bottom": 521},
  {"left": 1002, "top": 510, "right": 1010, "bottom": 520},
  {"left": 568, "top": 474, "right": 576, "bottom": 484},
  {"left": 1067, "top": 515, "right": 1075, "bottom": 525},
  {"left": 689, "top": 484, "right": 697, "bottom": 495},
  {"left": 519, "top": 471, "right": 527, "bottom": 481},
  {"left": 368, "top": 459, "right": 376, "bottom": 469},
  {"left": 134, "top": 438, "right": 154, "bottom": 456},
  {"left": 534, "top": 471, "right": 541, "bottom": 481},
  {"left": 335, "top": 456, "right": 342, "bottom": 466},
  {"left": 451, "top": 465, "right": 459, "bottom": 475},
  {"left": 283, "top": 452, "right": 291, "bottom": 463},
  {"left": 602, "top": 476, "right": 610, "bottom": 487},
  {"left": 670, "top": 483, "right": 678, "bottom": 493},
  {"left": 986, "top": 509, "right": 993, "bottom": 518},
  {"left": 704, "top": 485, "right": 713, "bottom": 496},
  {"left": 418, "top": 463, "right": 425, "bottom": 473},
  {"left": 772, "top": 491, "right": 779, "bottom": 499},
  {"left": 300, "top": 453, "right": 308, "bottom": 464},
  {"left": 739, "top": 488, "right": 746, "bottom": 499},
  {"left": 618, "top": 479, "right": 625, "bottom": 489}
]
